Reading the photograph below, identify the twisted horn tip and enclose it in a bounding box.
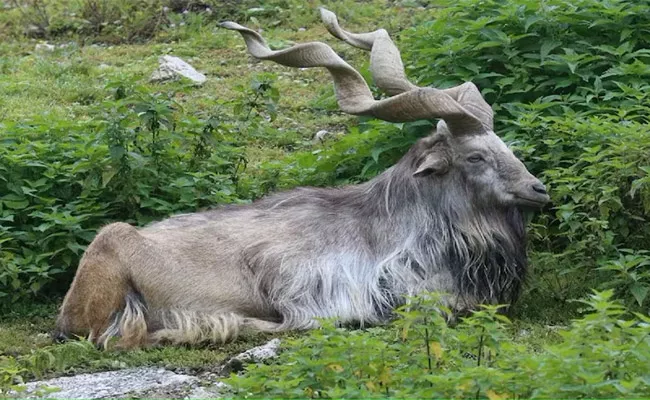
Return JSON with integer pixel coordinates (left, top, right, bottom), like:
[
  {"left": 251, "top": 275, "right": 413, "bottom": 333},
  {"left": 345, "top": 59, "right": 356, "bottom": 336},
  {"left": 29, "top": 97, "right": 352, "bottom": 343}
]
[{"left": 219, "top": 21, "right": 243, "bottom": 30}]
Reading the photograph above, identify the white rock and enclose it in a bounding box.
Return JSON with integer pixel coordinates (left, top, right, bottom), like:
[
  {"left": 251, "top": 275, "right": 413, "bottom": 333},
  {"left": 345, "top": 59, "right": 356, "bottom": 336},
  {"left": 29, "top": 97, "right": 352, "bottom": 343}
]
[
  {"left": 21, "top": 367, "right": 198, "bottom": 399},
  {"left": 185, "top": 382, "right": 228, "bottom": 399},
  {"left": 314, "top": 130, "right": 344, "bottom": 143},
  {"left": 26, "top": 25, "right": 42, "bottom": 35},
  {"left": 150, "top": 55, "right": 206, "bottom": 84},
  {"left": 16, "top": 341, "right": 280, "bottom": 399},
  {"left": 231, "top": 338, "right": 281, "bottom": 363},
  {"left": 35, "top": 43, "right": 55, "bottom": 52},
  {"left": 313, "top": 129, "right": 330, "bottom": 142}
]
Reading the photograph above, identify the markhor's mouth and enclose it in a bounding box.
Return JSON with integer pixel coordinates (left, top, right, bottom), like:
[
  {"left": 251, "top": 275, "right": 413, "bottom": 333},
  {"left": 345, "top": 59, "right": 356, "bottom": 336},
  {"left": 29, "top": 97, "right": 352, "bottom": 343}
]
[{"left": 514, "top": 195, "right": 550, "bottom": 208}]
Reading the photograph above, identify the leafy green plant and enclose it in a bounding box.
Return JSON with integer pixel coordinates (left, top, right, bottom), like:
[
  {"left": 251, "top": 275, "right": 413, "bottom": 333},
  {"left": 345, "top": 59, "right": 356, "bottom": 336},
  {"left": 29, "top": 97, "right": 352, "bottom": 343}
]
[
  {"left": 0, "top": 356, "right": 26, "bottom": 396},
  {"left": 598, "top": 250, "right": 650, "bottom": 309},
  {"left": 508, "top": 113, "right": 650, "bottom": 308},
  {"left": 0, "top": 81, "right": 245, "bottom": 306},
  {"left": 402, "top": 0, "right": 650, "bottom": 123},
  {"left": 231, "top": 73, "right": 280, "bottom": 129},
  {"left": 241, "top": 119, "right": 432, "bottom": 200},
  {"left": 225, "top": 291, "right": 650, "bottom": 398}
]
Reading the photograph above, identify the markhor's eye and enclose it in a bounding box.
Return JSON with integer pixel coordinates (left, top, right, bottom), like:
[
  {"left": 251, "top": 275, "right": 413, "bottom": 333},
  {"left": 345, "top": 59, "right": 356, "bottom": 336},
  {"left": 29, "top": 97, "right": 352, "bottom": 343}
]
[{"left": 467, "top": 154, "right": 484, "bottom": 163}]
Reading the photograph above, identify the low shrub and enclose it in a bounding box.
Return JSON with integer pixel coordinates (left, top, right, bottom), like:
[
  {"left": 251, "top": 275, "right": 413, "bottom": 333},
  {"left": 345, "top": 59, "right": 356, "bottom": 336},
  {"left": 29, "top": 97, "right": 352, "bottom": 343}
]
[
  {"left": 399, "top": 0, "right": 650, "bottom": 309},
  {"left": 225, "top": 290, "right": 650, "bottom": 398},
  {"left": 0, "top": 81, "right": 250, "bottom": 305},
  {"left": 0, "top": 0, "right": 316, "bottom": 43},
  {"left": 511, "top": 113, "right": 650, "bottom": 309},
  {"left": 402, "top": 0, "right": 650, "bottom": 123}
]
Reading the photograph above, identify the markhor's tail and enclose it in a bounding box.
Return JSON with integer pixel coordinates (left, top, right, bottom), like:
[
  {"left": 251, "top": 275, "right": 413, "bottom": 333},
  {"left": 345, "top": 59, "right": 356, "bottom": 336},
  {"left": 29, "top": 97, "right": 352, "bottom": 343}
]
[
  {"left": 98, "top": 291, "right": 149, "bottom": 348},
  {"left": 98, "top": 291, "right": 281, "bottom": 349}
]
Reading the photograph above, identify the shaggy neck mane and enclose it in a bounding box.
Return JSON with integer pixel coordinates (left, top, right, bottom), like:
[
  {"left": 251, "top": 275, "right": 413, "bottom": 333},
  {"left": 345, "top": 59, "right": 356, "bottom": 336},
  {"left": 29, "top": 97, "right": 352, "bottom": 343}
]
[
  {"left": 352, "top": 163, "right": 528, "bottom": 312},
  {"left": 247, "top": 160, "right": 528, "bottom": 326}
]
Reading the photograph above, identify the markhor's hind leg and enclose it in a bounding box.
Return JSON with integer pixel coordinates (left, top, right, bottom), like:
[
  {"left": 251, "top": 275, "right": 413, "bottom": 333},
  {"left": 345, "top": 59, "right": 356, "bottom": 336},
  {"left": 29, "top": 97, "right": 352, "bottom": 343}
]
[{"left": 53, "top": 223, "right": 138, "bottom": 345}]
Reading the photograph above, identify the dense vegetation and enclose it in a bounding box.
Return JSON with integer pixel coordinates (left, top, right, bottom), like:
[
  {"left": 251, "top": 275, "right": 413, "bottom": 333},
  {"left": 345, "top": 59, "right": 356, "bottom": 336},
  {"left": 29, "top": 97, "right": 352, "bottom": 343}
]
[
  {"left": 1, "top": 0, "right": 649, "bottom": 397},
  {"left": 227, "top": 291, "right": 650, "bottom": 398}
]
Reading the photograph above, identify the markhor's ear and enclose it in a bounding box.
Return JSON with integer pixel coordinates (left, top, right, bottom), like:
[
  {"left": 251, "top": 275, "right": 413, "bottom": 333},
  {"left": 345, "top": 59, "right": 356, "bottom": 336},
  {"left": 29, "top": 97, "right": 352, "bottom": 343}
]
[{"left": 413, "top": 150, "right": 450, "bottom": 177}]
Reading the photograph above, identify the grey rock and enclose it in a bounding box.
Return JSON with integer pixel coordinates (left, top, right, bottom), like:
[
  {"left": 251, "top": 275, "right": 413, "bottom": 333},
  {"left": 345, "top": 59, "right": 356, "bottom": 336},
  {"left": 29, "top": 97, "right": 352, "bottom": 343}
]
[
  {"left": 185, "top": 383, "right": 228, "bottom": 399},
  {"left": 26, "top": 25, "right": 43, "bottom": 35},
  {"left": 150, "top": 55, "right": 206, "bottom": 84},
  {"left": 220, "top": 338, "right": 281, "bottom": 375},
  {"left": 35, "top": 43, "right": 55, "bottom": 52},
  {"left": 22, "top": 367, "right": 198, "bottom": 399},
  {"left": 313, "top": 129, "right": 330, "bottom": 142},
  {"left": 313, "top": 130, "right": 343, "bottom": 143},
  {"left": 232, "top": 338, "right": 281, "bottom": 363},
  {"left": 17, "top": 340, "right": 279, "bottom": 399}
]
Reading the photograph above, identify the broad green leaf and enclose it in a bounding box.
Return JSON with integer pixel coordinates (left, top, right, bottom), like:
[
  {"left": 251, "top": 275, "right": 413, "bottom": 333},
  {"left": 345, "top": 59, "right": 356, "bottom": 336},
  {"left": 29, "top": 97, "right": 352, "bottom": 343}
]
[{"left": 630, "top": 284, "right": 648, "bottom": 307}]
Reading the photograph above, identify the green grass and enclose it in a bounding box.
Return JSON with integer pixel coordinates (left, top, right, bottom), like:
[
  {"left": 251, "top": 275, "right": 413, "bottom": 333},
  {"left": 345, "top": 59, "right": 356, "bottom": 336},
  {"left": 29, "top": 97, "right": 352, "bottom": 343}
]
[
  {"left": 0, "top": 0, "right": 430, "bottom": 168},
  {"left": 0, "top": 304, "right": 58, "bottom": 358},
  {"left": 0, "top": 303, "right": 565, "bottom": 383},
  {"left": 0, "top": 302, "right": 282, "bottom": 380},
  {"left": 0, "top": 27, "right": 358, "bottom": 173}
]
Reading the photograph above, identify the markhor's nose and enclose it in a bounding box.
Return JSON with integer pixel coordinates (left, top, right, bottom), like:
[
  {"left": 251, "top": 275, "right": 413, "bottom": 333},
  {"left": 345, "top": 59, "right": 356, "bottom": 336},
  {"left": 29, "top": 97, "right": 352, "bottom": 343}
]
[{"left": 532, "top": 182, "right": 547, "bottom": 195}]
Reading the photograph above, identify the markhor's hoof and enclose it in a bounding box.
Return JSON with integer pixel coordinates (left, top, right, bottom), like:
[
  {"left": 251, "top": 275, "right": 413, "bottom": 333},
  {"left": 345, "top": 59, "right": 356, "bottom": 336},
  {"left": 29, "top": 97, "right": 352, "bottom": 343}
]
[{"left": 51, "top": 330, "right": 69, "bottom": 343}]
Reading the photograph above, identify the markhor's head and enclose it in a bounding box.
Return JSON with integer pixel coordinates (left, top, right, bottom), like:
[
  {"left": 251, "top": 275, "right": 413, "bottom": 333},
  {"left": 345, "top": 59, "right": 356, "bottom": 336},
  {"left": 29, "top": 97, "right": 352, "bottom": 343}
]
[
  {"left": 222, "top": 8, "right": 549, "bottom": 211},
  {"left": 404, "top": 124, "right": 548, "bottom": 209}
]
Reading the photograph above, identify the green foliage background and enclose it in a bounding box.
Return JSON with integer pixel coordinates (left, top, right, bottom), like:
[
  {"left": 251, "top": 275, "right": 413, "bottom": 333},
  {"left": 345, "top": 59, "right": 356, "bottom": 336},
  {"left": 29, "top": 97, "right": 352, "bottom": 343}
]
[
  {"left": 225, "top": 291, "right": 650, "bottom": 399},
  {"left": 400, "top": 0, "right": 650, "bottom": 310}
]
